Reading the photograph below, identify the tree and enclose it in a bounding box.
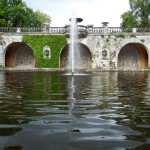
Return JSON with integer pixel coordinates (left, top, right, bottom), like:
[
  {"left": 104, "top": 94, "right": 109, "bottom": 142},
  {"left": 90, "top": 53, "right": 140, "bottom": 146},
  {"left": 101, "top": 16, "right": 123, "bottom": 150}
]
[
  {"left": 33, "top": 10, "right": 51, "bottom": 27},
  {"left": 121, "top": 0, "right": 150, "bottom": 27},
  {"left": 0, "top": 0, "right": 51, "bottom": 27},
  {"left": 0, "top": 0, "right": 8, "bottom": 26},
  {"left": 5, "top": 0, "right": 35, "bottom": 27},
  {"left": 121, "top": 11, "right": 136, "bottom": 27},
  {"left": 129, "top": 0, "right": 150, "bottom": 27}
]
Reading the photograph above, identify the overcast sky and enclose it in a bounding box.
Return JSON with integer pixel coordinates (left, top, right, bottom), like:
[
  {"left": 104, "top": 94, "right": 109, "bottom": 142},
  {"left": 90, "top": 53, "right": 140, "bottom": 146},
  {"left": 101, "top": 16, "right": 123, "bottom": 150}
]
[{"left": 24, "top": 0, "right": 130, "bottom": 27}]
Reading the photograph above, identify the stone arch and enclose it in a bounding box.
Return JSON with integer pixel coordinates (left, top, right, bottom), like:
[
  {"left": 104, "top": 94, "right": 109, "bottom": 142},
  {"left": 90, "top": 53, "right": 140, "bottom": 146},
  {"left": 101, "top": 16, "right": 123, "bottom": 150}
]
[
  {"left": 59, "top": 43, "right": 92, "bottom": 68},
  {"left": 5, "top": 42, "right": 35, "bottom": 68},
  {"left": 117, "top": 43, "right": 148, "bottom": 69}
]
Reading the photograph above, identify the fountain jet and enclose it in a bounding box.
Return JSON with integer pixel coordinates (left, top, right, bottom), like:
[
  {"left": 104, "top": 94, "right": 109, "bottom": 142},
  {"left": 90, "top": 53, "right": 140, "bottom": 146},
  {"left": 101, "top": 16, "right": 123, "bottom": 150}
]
[{"left": 68, "top": 16, "right": 83, "bottom": 75}]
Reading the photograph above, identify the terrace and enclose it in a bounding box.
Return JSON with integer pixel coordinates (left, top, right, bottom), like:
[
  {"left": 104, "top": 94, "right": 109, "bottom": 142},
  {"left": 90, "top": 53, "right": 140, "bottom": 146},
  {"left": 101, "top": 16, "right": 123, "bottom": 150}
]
[{"left": 1, "top": 26, "right": 150, "bottom": 36}]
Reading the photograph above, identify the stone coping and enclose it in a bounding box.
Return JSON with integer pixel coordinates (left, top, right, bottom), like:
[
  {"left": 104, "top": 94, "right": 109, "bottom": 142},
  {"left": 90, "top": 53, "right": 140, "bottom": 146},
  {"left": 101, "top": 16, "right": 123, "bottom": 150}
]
[
  {"left": 0, "top": 68, "right": 150, "bottom": 72},
  {"left": 0, "top": 68, "right": 65, "bottom": 72}
]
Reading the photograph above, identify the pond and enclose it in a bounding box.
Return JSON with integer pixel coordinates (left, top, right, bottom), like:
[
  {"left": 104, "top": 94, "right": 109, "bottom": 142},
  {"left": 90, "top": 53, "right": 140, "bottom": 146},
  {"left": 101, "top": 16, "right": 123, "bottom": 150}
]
[{"left": 0, "top": 71, "right": 150, "bottom": 150}]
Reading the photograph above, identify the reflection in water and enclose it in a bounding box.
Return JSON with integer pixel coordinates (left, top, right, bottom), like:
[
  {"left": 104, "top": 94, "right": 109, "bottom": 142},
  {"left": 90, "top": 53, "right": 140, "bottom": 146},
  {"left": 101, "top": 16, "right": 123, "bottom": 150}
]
[
  {"left": 67, "top": 76, "right": 79, "bottom": 140},
  {"left": 117, "top": 72, "right": 150, "bottom": 145},
  {"left": 4, "top": 145, "right": 23, "bottom": 150},
  {"left": 0, "top": 71, "right": 150, "bottom": 150}
]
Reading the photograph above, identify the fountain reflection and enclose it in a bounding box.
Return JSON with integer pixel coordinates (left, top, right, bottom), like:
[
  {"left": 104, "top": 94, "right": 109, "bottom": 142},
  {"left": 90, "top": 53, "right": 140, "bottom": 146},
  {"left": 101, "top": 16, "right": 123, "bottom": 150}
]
[{"left": 67, "top": 76, "right": 79, "bottom": 140}]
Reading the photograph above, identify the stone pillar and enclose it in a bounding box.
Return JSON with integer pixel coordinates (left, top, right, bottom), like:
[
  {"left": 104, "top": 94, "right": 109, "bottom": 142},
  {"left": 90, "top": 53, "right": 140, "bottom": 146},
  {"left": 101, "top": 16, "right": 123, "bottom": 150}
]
[
  {"left": 16, "top": 28, "right": 21, "bottom": 33},
  {"left": 87, "top": 24, "right": 94, "bottom": 33},
  {"left": 65, "top": 25, "right": 70, "bottom": 32},
  {"left": 101, "top": 22, "right": 109, "bottom": 34},
  {"left": 132, "top": 28, "right": 137, "bottom": 33},
  {"left": 44, "top": 23, "right": 50, "bottom": 33}
]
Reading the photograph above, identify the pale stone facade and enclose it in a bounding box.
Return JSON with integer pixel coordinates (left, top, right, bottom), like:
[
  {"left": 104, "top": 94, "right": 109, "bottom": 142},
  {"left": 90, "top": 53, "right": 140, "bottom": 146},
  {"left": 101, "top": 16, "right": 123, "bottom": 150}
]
[
  {"left": 0, "top": 34, "right": 150, "bottom": 69},
  {"left": 0, "top": 35, "right": 22, "bottom": 67},
  {"left": 80, "top": 35, "right": 150, "bottom": 69}
]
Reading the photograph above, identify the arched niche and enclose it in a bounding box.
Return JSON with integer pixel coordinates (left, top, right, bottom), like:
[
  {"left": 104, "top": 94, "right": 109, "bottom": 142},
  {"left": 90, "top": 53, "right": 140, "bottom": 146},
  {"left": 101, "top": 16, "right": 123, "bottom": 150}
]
[
  {"left": 59, "top": 43, "right": 92, "bottom": 69},
  {"left": 5, "top": 42, "right": 35, "bottom": 68},
  {"left": 118, "top": 43, "right": 148, "bottom": 69}
]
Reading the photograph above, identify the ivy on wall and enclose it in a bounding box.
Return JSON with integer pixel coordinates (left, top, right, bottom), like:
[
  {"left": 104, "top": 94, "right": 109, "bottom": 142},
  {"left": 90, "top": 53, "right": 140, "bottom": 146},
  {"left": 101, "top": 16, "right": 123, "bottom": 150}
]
[{"left": 22, "top": 35, "right": 67, "bottom": 68}]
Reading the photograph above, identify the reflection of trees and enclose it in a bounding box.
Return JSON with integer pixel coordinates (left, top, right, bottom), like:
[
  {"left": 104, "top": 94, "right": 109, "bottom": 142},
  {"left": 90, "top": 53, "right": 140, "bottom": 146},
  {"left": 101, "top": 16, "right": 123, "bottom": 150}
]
[
  {"left": 4, "top": 145, "right": 23, "bottom": 150},
  {"left": 0, "top": 127, "right": 22, "bottom": 136},
  {"left": 0, "top": 72, "right": 34, "bottom": 123},
  {"left": 0, "top": 72, "right": 35, "bottom": 136}
]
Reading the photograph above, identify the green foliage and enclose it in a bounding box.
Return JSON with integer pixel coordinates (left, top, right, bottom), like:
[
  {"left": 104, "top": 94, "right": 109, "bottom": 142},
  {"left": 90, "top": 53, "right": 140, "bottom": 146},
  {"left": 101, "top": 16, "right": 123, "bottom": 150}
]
[
  {"left": 115, "top": 33, "right": 125, "bottom": 38},
  {"left": 122, "top": 0, "right": 150, "bottom": 27},
  {"left": 140, "top": 39, "right": 145, "bottom": 43},
  {"left": 121, "top": 0, "right": 150, "bottom": 27},
  {"left": 121, "top": 11, "right": 136, "bottom": 28},
  {"left": 109, "top": 60, "right": 116, "bottom": 68},
  {"left": 130, "top": 0, "right": 150, "bottom": 27},
  {"left": 22, "top": 35, "right": 67, "bottom": 68},
  {"left": 96, "top": 41, "right": 100, "bottom": 47},
  {"left": 0, "top": 0, "right": 51, "bottom": 27},
  {"left": 34, "top": 10, "right": 51, "bottom": 27},
  {"left": 130, "top": 33, "right": 136, "bottom": 38}
]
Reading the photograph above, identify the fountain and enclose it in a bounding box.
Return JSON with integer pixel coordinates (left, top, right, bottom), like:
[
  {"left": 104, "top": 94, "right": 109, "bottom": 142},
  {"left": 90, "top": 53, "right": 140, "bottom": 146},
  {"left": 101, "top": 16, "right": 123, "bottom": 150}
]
[{"left": 67, "top": 16, "right": 83, "bottom": 75}]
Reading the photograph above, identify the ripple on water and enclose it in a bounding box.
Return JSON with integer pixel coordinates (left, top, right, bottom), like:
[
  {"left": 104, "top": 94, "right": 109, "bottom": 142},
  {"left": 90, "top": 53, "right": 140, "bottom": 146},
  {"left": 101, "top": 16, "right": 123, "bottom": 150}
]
[{"left": 0, "top": 71, "right": 150, "bottom": 150}]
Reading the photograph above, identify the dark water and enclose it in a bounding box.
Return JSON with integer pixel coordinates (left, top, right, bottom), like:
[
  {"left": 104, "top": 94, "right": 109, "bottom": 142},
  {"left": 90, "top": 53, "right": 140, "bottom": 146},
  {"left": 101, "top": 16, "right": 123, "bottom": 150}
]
[{"left": 0, "top": 71, "right": 150, "bottom": 150}]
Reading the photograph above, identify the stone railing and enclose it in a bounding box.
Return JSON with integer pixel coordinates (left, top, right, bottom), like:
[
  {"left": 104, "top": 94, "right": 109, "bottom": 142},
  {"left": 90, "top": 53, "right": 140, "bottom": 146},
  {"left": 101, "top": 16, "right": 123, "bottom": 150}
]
[
  {"left": 88, "top": 27, "right": 150, "bottom": 35},
  {"left": 65, "top": 25, "right": 87, "bottom": 38},
  {"left": 48, "top": 27, "right": 66, "bottom": 34},
  {"left": 0, "top": 27, "right": 66, "bottom": 34},
  {"left": 1, "top": 26, "right": 150, "bottom": 36},
  {"left": 0, "top": 27, "right": 44, "bottom": 33}
]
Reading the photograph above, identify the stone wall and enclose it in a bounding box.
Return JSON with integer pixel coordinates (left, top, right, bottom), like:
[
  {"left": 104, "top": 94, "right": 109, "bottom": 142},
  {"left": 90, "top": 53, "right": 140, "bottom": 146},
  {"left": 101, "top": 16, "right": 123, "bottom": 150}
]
[
  {"left": 1, "top": 34, "right": 150, "bottom": 69},
  {"left": 81, "top": 35, "right": 150, "bottom": 69}
]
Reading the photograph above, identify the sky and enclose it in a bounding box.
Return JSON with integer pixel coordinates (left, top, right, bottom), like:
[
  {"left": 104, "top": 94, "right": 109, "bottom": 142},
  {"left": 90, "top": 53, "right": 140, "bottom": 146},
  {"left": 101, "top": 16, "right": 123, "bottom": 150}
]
[{"left": 24, "top": 0, "right": 130, "bottom": 27}]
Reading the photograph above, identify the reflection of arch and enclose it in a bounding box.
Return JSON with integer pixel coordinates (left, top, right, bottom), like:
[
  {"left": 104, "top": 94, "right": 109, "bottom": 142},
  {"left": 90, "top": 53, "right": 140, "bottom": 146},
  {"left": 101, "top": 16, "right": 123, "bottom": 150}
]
[
  {"left": 118, "top": 43, "right": 148, "bottom": 69},
  {"left": 59, "top": 43, "right": 92, "bottom": 68},
  {"left": 5, "top": 42, "right": 34, "bottom": 68}
]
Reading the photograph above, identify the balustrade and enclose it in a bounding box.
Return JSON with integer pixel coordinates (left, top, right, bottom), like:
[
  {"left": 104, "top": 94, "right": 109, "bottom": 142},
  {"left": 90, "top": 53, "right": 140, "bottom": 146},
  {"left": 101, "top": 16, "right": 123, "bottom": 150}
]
[{"left": 0, "top": 26, "right": 150, "bottom": 35}]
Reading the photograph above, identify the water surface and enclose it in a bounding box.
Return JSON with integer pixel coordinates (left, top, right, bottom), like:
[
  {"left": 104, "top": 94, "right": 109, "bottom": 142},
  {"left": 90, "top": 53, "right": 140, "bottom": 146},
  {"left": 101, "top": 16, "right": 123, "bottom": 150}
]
[{"left": 0, "top": 71, "right": 150, "bottom": 150}]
